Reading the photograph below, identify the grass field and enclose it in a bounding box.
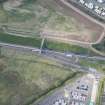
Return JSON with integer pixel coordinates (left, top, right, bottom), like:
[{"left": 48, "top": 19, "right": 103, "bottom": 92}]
[
  {"left": 79, "top": 59, "right": 105, "bottom": 73},
  {"left": 38, "top": 0, "right": 104, "bottom": 43},
  {"left": 0, "top": 32, "right": 42, "bottom": 48},
  {"left": 0, "top": 32, "right": 89, "bottom": 54},
  {"left": 0, "top": 47, "right": 77, "bottom": 105},
  {"left": 0, "top": 5, "right": 7, "bottom": 23},
  {"left": 43, "top": 9, "right": 85, "bottom": 33},
  {"left": 43, "top": 39, "right": 89, "bottom": 54},
  {"left": 0, "top": 0, "right": 100, "bottom": 43},
  {"left": 96, "top": 78, "right": 105, "bottom": 105}
]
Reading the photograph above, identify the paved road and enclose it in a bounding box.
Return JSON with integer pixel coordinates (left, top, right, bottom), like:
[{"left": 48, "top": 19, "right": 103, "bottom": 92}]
[
  {"left": 0, "top": 42, "right": 40, "bottom": 52},
  {"left": 42, "top": 50, "right": 90, "bottom": 71},
  {"left": 42, "top": 49, "right": 105, "bottom": 61},
  {"left": 0, "top": 42, "right": 104, "bottom": 74}
]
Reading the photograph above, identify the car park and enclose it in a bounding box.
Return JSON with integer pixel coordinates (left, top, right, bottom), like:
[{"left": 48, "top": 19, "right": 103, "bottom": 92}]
[
  {"left": 71, "top": 91, "right": 87, "bottom": 101},
  {"left": 70, "top": 101, "right": 85, "bottom": 105},
  {"left": 53, "top": 98, "right": 67, "bottom": 105}
]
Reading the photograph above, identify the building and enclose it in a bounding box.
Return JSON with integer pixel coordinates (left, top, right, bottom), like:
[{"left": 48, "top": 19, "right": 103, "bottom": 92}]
[{"left": 97, "top": 0, "right": 105, "bottom": 3}]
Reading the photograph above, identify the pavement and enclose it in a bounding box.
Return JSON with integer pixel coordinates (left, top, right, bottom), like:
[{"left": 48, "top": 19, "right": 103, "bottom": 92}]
[
  {"left": 0, "top": 42, "right": 105, "bottom": 74},
  {"left": 37, "top": 74, "right": 99, "bottom": 105},
  {"left": 101, "top": 85, "right": 105, "bottom": 105}
]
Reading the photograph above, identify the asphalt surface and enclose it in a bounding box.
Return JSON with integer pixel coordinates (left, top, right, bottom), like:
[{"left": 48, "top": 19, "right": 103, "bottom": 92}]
[
  {"left": 36, "top": 74, "right": 96, "bottom": 105},
  {"left": 0, "top": 42, "right": 104, "bottom": 74}
]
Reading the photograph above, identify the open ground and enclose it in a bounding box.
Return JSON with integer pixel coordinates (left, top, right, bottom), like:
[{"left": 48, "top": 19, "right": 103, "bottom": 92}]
[
  {"left": 0, "top": 0, "right": 104, "bottom": 45},
  {"left": 0, "top": 47, "right": 79, "bottom": 105},
  {"left": 38, "top": 0, "right": 105, "bottom": 44}
]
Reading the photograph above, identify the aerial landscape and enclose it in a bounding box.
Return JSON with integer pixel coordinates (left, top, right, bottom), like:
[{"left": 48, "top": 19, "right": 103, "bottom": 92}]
[{"left": 0, "top": 0, "right": 105, "bottom": 105}]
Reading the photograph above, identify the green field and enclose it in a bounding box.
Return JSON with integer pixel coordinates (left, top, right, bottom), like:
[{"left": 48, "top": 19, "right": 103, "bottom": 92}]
[
  {"left": 0, "top": 0, "right": 95, "bottom": 38},
  {"left": 0, "top": 6, "right": 7, "bottom": 23},
  {"left": 0, "top": 32, "right": 42, "bottom": 48},
  {"left": 0, "top": 47, "right": 78, "bottom": 105},
  {"left": 0, "top": 32, "right": 89, "bottom": 54},
  {"left": 96, "top": 78, "right": 105, "bottom": 105},
  {"left": 92, "top": 39, "right": 105, "bottom": 54},
  {"left": 44, "top": 40, "right": 89, "bottom": 54}
]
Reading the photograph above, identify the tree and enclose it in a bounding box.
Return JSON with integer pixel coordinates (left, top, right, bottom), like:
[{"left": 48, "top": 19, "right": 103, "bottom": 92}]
[{"left": 0, "top": 0, "right": 8, "bottom": 3}]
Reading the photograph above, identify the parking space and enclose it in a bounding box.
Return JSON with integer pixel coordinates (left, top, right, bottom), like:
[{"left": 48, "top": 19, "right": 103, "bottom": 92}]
[
  {"left": 69, "top": 0, "right": 105, "bottom": 20},
  {"left": 39, "top": 74, "right": 97, "bottom": 105},
  {"left": 68, "top": 75, "right": 94, "bottom": 105}
]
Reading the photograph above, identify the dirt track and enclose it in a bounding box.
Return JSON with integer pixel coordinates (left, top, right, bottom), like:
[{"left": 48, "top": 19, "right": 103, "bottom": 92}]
[
  {"left": 38, "top": 0, "right": 105, "bottom": 44},
  {"left": 42, "top": 30, "right": 98, "bottom": 44}
]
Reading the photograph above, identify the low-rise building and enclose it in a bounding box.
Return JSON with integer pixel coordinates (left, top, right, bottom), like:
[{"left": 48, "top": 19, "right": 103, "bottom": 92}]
[{"left": 97, "top": 0, "right": 105, "bottom": 3}]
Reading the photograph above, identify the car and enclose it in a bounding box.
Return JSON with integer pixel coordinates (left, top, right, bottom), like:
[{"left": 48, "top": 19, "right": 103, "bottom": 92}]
[
  {"left": 53, "top": 98, "right": 67, "bottom": 105},
  {"left": 76, "top": 85, "right": 88, "bottom": 91}
]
